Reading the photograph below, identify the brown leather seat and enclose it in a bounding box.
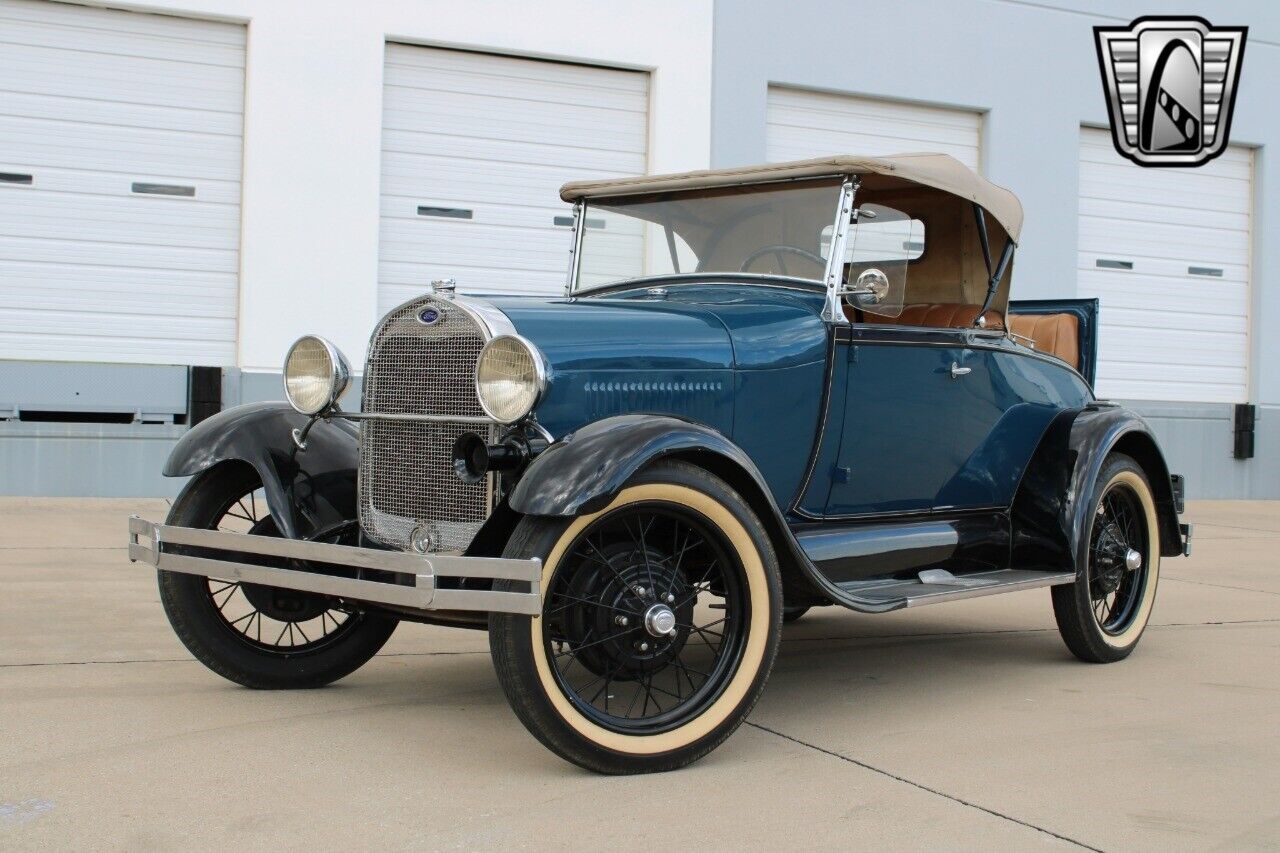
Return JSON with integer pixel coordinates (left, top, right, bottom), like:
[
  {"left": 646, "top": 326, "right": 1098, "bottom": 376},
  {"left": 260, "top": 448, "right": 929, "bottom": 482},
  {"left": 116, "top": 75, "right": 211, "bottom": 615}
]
[
  {"left": 850, "top": 302, "right": 1081, "bottom": 370},
  {"left": 854, "top": 302, "right": 1004, "bottom": 329},
  {"left": 1007, "top": 312, "right": 1080, "bottom": 369}
]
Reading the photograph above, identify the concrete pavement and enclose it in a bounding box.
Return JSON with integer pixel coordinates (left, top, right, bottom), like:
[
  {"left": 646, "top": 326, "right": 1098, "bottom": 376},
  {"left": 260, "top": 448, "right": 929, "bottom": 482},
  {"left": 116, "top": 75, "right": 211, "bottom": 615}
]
[{"left": 1, "top": 498, "right": 1278, "bottom": 850}]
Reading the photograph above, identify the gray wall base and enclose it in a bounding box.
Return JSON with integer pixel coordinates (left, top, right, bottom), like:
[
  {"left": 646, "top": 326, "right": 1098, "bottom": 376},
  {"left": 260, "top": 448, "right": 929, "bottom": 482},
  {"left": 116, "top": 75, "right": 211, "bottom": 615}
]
[
  {"left": 0, "top": 422, "right": 186, "bottom": 498},
  {"left": 1126, "top": 401, "right": 1278, "bottom": 500}
]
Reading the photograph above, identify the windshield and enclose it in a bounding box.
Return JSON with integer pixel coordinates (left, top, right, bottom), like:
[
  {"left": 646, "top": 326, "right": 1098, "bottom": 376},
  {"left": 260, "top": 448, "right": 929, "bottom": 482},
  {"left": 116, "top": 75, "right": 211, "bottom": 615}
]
[{"left": 574, "top": 179, "right": 843, "bottom": 290}]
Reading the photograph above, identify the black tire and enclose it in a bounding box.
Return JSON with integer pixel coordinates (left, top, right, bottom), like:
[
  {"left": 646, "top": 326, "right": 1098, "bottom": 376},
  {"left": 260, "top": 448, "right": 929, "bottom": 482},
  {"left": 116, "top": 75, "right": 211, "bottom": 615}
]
[
  {"left": 157, "top": 463, "right": 398, "bottom": 689},
  {"left": 1052, "top": 453, "right": 1161, "bottom": 663},
  {"left": 489, "top": 460, "right": 783, "bottom": 774},
  {"left": 782, "top": 605, "right": 810, "bottom": 624}
]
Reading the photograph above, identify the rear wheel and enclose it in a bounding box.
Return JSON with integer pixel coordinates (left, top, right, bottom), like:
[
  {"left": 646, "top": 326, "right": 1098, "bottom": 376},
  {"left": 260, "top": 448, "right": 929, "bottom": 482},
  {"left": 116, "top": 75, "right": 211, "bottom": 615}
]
[
  {"left": 489, "top": 461, "right": 782, "bottom": 774},
  {"left": 1052, "top": 453, "right": 1161, "bottom": 663},
  {"left": 157, "top": 464, "right": 397, "bottom": 688}
]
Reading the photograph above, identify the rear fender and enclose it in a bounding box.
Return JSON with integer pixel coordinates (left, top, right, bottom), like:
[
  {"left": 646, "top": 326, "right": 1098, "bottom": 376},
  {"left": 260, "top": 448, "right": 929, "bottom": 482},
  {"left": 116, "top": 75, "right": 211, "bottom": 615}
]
[
  {"left": 164, "top": 402, "right": 359, "bottom": 540},
  {"left": 1010, "top": 404, "right": 1182, "bottom": 576}
]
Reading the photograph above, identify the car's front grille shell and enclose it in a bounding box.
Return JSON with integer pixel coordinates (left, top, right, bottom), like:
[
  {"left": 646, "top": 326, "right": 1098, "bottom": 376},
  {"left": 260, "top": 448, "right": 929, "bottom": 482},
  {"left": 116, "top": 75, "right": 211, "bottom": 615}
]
[{"left": 358, "top": 297, "right": 494, "bottom": 553}]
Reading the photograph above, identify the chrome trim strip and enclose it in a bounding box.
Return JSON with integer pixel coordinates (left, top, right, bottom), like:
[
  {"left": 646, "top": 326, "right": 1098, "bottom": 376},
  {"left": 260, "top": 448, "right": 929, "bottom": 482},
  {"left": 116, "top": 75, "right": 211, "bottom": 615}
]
[
  {"left": 337, "top": 411, "right": 496, "bottom": 425},
  {"left": 566, "top": 200, "right": 586, "bottom": 296},
  {"left": 821, "top": 178, "right": 857, "bottom": 323},
  {"left": 127, "top": 516, "right": 542, "bottom": 615},
  {"left": 902, "top": 571, "right": 1074, "bottom": 606}
]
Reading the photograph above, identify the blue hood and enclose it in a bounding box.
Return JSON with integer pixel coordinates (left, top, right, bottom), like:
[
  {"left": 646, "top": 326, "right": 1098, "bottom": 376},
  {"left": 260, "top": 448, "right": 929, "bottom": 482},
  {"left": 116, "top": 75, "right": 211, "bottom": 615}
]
[
  {"left": 487, "top": 283, "right": 828, "bottom": 374},
  {"left": 487, "top": 282, "right": 831, "bottom": 510}
]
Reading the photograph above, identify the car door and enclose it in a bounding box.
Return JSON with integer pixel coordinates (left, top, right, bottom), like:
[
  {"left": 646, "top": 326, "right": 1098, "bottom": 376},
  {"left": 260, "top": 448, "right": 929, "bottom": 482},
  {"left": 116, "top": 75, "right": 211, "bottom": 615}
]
[{"left": 823, "top": 329, "right": 1006, "bottom": 516}]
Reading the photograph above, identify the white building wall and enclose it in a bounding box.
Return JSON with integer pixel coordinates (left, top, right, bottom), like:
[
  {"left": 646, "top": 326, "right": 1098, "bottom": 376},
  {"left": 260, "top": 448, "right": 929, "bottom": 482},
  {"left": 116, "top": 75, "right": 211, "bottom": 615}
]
[{"left": 66, "top": 0, "right": 714, "bottom": 373}]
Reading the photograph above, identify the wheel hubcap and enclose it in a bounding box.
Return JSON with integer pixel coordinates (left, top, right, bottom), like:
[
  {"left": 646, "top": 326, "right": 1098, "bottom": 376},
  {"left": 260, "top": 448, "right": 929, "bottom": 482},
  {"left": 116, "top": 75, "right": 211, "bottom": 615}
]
[{"left": 643, "top": 603, "right": 678, "bottom": 638}]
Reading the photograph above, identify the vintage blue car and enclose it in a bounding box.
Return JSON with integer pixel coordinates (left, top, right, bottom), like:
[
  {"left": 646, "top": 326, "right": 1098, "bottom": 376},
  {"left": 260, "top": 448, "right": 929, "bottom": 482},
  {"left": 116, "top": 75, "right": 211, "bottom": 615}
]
[{"left": 130, "top": 154, "right": 1192, "bottom": 774}]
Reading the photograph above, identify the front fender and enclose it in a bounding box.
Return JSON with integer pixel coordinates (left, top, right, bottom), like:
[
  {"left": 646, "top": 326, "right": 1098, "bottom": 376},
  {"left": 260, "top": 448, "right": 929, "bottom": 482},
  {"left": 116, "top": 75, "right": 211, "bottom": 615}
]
[
  {"left": 164, "top": 402, "right": 359, "bottom": 540},
  {"left": 508, "top": 414, "right": 769, "bottom": 517},
  {"left": 1010, "top": 404, "right": 1182, "bottom": 576}
]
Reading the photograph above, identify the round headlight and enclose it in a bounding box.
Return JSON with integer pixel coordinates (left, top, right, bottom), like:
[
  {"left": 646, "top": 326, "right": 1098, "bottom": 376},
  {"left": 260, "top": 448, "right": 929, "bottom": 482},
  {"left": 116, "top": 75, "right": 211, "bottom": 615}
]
[
  {"left": 475, "top": 335, "right": 546, "bottom": 423},
  {"left": 283, "top": 335, "right": 350, "bottom": 415}
]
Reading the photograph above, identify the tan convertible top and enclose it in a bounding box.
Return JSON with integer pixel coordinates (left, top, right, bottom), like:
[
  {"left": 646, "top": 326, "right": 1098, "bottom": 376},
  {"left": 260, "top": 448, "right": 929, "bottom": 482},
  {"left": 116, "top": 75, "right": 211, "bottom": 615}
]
[{"left": 560, "top": 153, "right": 1024, "bottom": 242}]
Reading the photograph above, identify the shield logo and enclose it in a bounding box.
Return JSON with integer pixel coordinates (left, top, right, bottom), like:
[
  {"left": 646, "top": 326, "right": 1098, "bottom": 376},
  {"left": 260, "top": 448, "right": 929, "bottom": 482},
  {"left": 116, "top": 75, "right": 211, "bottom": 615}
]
[{"left": 1094, "top": 16, "right": 1247, "bottom": 167}]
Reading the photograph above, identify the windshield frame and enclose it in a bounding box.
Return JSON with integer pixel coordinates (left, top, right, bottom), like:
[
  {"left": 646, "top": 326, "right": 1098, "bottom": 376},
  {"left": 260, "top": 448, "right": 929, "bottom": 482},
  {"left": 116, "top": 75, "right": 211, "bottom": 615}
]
[{"left": 564, "top": 175, "right": 855, "bottom": 304}]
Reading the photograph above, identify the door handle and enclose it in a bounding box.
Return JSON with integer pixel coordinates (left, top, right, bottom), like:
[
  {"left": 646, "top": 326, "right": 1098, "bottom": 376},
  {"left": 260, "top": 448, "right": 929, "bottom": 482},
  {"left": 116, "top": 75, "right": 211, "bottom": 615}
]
[{"left": 950, "top": 361, "right": 972, "bottom": 379}]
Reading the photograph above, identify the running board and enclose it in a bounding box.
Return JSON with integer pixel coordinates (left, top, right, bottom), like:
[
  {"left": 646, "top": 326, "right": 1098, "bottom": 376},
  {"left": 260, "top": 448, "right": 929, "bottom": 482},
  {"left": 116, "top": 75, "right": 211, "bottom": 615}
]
[{"left": 834, "top": 568, "right": 1075, "bottom": 612}]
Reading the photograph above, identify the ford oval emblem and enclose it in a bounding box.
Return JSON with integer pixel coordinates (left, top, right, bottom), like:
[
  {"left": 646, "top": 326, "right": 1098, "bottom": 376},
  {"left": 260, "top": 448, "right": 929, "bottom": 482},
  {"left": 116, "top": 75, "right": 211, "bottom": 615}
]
[{"left": 417, "top": 307, "right": 441, "bottom": 325}]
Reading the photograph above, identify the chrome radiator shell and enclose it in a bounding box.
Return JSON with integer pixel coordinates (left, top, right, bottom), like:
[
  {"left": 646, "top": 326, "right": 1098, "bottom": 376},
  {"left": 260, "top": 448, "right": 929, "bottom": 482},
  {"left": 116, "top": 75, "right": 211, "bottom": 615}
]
[{"left": 358, "top": 295, "right": 497, "bottom": 553}]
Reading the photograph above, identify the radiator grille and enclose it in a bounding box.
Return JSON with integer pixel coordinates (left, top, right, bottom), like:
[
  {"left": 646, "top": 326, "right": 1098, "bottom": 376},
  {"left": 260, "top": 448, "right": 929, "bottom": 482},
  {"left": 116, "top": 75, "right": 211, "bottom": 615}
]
[{"left": 359, "top": 297, "right": 494, "bottom": 553}]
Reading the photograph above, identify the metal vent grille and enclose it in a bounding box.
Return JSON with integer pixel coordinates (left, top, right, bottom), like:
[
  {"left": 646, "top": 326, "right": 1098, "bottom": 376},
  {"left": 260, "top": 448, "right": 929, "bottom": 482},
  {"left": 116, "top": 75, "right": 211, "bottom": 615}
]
[{"left": 359, "top": 297, "right": 494, "bottom": 553}]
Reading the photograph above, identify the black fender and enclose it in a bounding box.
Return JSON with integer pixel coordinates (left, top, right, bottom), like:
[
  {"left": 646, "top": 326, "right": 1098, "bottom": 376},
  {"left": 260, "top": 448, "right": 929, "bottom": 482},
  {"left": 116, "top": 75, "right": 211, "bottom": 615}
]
[
  {"left": 163, "top": 402, "right": 359, "bottom": 540},
  {"left": 1010, "top": 403, "right": 1182, "bottom": 577},
  {"left": 508, "top": 415, "right": 771, "bottom": 517},
  {"left": 507, "top": 414, "right": 834, "bottom": 604}
]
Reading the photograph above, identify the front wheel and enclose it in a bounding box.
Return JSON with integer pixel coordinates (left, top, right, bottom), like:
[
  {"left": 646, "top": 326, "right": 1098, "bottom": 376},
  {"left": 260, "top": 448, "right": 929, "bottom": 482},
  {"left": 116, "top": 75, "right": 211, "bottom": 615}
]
[
  {"left": 1052, "top": 453, "right": 1161, "bottom": 663},
  {"left": 157, "top": 463, "right": 398, "bottom": 689},
  {"left": 489, "top": 461, "right": 783, "bottom": 774}
]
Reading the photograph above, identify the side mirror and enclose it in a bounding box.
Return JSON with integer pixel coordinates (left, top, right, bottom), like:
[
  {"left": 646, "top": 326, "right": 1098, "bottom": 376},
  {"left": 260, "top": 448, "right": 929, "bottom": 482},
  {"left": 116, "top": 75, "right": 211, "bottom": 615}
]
[{"left": 838, "top": 268, "right": 889, "bottom": 307}]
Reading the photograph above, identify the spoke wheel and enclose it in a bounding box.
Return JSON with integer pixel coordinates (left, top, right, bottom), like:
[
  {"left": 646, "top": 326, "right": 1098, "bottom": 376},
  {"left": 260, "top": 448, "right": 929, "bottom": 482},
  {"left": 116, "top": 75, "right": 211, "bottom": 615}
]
[
  {"left": 489, "top": 461, "right": 782, "bottom": 774},
  {"left": 1087, "top": 483, "right": 1149, "bottom": 636},
  {"left": 203, "top": 487, "right": 357, "bottom": 654},
  {"left": 544, "top": 502, "right": 749, "bottom": 735},
  {"left": 157, "top": 464, "right": 398, "bottom": 689},
  {"left": 1052, "top": 453, "right": 1161, "bottom": 663}
]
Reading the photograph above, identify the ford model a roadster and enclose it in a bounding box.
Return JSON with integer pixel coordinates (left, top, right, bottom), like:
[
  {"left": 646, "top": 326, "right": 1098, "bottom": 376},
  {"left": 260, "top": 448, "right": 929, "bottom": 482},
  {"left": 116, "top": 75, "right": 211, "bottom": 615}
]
[{"left": 130, "top": 154, "right": 1191, "bottom": 773}]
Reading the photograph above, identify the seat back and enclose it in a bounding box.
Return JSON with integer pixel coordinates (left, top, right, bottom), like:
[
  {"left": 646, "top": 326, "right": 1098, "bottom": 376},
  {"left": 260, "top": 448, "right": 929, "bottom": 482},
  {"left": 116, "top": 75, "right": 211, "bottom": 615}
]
[{"left": 1007, "top": 312, "right": 1080, "bottom": 369}]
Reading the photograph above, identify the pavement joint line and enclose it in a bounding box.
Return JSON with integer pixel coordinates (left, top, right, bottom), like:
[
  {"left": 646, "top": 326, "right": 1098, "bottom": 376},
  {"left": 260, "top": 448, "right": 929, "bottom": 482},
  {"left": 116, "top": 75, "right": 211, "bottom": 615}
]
[
  {"left": 1162, "top": 576, "right": 1280, "bottom": 597},
  {"left": 6, "top": 618, "right": 1276, "bottom": 669},
  {"left": 744, "top": 720, "right": 1105, "bottom": 851},
  {"left": 1188, "top": 521, "right": 1280, "bottom": 535}
]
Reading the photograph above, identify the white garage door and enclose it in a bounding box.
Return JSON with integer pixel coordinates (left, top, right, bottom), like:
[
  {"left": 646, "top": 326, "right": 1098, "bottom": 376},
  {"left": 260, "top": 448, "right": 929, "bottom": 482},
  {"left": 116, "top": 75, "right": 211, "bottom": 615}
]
[
  {"left": 379, "top": 45, "right": 648, "bottom": 309},
  {"left": 0, "top": 0, "right": 245, "bottom": 366},
  {"left": 1078, "top": 127, "right": 1252, "bottom": 403},
  {"left": 766, "top": 86, "right": 982, "bottom": 170}
]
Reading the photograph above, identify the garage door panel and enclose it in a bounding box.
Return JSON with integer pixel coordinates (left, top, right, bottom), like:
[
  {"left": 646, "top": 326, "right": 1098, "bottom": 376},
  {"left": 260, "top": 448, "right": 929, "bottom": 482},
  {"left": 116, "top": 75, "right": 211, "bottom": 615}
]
[
  {"left": 9, "top": 164, "right": 242, "bottom": 205},
  {"left": 1, "top": 115, "right": 241, "bottom": 180},
  {"left": 1078, "top": 129, "right": 1251, "bottom": 404},
  {"left": 1, "top": 259, "right": 235, "bottom": 309},
  {"left": 379, "top": 45, "right": 648, "bottom": 308},
  {"left": 0, "top": 0, "right": 244, "bottom": 44},
  {"left": 383, "top": 61, "right": 647, "bottom": 113},
  {"left": 1080, "top": 133, "right": 1253, "bottom": 179},
  {"left": 0, "top": 0, "right": 244, "bottom": 366},
  {"left": 1079, "top": 195, "right": 1249, "bottom": 231},
  {"left": 767, "top": 88, "right": 982, "bottom": 171},
  {"left": 0, "top": 47, "right": 244, "bottom": 112},
  {"left": 1, "top": 90, "right": 244, "bottom": 138},
  {"left": 0, "top": 234, "right": 237, "bottom": 275},
  {"left": 380, "top": 128, "right": 640, "bottom": 174},
  {"left": 382, "top": 89, "right": 646, "bottom": 153},
  {"left": 3, "top": 191, "right": 239, "bottom": 251},
  {"left": 1077, "top": 270, "right": 1247, "bottom": 314},
  {"left": 1079, "top": 220, "right": 1249, "bottom": 265},
  {"left": 0, "top": 15, "right": 246, "bottom": 67}
]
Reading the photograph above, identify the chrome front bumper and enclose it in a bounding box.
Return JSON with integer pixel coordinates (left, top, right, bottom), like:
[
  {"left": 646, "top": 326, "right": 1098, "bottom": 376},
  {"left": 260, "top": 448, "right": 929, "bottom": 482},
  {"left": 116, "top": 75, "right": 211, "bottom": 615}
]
[{"left": 127, "top": 516, "right": 542, "bottom": 615}]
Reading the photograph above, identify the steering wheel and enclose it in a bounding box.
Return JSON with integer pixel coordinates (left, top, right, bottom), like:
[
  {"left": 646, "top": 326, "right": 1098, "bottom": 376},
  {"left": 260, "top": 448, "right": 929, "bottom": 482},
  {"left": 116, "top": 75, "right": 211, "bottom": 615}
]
[{"left": 739, "top": 245, "right": 827, "bottom": 275}]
